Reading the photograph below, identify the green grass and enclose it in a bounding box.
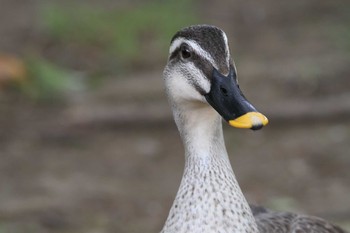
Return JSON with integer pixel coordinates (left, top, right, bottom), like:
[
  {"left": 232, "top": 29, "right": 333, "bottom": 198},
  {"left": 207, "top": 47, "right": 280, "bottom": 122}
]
[
  {"left": 41, "top": 0, "right": 200, "bottom": 67},
  {"left": 19, "top": 56, "right": 83, "bottom": 102},
  {"left": 11, "top": 1, "right": 200, "bottom": 101}
]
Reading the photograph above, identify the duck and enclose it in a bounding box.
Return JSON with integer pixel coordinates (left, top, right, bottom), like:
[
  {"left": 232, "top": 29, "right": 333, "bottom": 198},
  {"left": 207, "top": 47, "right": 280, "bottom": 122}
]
[{"left": 160, "top": 24, "right": 347, "bottom": 233}]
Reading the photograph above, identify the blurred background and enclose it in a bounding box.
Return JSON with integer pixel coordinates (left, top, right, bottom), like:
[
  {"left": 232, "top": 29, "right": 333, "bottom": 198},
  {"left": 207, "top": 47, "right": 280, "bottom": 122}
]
[{"left": 0, "top": 0, "right": 350, "bottom": 232}]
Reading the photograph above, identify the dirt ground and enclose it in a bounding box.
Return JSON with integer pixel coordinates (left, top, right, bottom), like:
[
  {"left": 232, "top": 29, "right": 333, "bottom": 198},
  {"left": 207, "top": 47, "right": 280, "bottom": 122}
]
[{"left": 0, "top": 0, "right": 350, "bottom": 233}]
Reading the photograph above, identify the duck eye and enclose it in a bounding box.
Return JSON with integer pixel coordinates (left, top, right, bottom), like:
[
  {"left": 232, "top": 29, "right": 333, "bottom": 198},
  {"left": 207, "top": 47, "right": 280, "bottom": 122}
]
[{"left": 180, "top": 45, "right": 191, "bottom": 59}]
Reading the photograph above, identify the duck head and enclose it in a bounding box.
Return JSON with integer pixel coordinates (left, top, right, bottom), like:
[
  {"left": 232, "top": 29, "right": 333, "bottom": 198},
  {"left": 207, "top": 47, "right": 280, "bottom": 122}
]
[{"left": 164, "top": 25, "right": 268, "bottom": 130}]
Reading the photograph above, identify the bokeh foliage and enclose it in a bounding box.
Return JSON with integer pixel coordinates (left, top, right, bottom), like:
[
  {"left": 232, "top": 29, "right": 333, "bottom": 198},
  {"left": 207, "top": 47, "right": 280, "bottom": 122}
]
[
  {"left": 41, "top": 0, "right": 199, "bottom": 66},
  {"left": 10, "top": 0, "right": 199, "bottom": 101}
]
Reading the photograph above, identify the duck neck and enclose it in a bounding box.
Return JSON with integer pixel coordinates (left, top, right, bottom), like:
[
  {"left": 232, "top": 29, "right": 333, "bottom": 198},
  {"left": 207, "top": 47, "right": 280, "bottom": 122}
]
[{"left": 161, "top": 102, "right": 259, "bottom": 233}]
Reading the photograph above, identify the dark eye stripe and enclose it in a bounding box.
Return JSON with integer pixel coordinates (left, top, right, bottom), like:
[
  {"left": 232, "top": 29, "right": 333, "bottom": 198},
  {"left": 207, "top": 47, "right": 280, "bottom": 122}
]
[
  {"left": 169, "top": 46, "right": 213, "bottom": 81},
  {"left": 169, "top": 43, "right": 193, "bottom": 61},
  {"left": 190, "top": 53, "right": 213, "bottom": 80},
  {"left": 169, "top": 47, "right": 180, "bottom": 60}
]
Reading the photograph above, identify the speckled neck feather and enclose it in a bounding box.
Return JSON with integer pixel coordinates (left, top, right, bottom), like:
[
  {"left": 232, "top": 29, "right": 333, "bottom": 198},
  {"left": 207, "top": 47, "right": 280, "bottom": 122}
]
[{"left": 161, "top": 102, "right": 259, "bottom": 233}]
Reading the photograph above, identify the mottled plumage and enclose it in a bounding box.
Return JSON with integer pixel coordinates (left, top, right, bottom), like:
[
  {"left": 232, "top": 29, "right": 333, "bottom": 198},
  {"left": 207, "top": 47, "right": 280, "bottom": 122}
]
[
  {"left": 161, "top": 24, "right": 347, "bottom": 233},
  {"left": 251, "top": 205, "right": 347, "bottom": 233}
]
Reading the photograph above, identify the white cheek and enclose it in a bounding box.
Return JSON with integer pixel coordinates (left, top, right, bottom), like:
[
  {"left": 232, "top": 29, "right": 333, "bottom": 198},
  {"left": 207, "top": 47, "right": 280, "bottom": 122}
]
[
  {"left": 167, "top": 70, "right": 201, "bottom": 102},
  {"left": 185, "top": 63, "right": 211, "bottom": 94},
  {"left": 166, "top": 63, "right": 211, "bottom": 103},
  {"left": 199, "top": 76, "right": 210, "bottom": 94}
]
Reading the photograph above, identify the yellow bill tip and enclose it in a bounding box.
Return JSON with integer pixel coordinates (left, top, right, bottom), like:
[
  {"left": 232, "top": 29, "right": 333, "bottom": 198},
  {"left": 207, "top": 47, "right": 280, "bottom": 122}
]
[{"left": 228, "top": 112, "right": 268, "bottom": 129}]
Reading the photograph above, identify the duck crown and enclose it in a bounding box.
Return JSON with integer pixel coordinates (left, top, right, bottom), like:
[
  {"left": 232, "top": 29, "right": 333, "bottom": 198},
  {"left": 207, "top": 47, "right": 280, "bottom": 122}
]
[{"left": 168, "top": 24, "right": 232, "bottom": 75}]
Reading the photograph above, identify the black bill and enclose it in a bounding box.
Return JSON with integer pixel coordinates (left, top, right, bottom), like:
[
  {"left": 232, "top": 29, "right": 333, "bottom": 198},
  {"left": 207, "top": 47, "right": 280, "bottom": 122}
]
[{"left": 204, "top": 66, "right": 268, "bottom": 130}]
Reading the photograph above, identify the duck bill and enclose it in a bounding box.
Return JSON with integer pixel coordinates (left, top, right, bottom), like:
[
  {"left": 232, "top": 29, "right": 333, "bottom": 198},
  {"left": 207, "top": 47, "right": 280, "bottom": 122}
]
[{"left": 204, "top": 67, "right": 268, "bottom": 130}]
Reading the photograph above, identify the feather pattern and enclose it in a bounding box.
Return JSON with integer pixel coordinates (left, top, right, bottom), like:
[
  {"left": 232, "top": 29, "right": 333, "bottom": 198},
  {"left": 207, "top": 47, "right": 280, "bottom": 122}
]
[
  {"left": 161, "top": 24, "right": 348, "bottom": 233},
  {"left": 251, "top": 205, "right": 347, "bottom": 233}
]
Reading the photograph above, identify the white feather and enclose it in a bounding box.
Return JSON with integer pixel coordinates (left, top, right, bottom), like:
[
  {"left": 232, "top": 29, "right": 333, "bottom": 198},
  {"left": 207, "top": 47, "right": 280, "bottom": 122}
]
[{"left": 221, "top": 30, "right": 231, "bottom": 69}]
